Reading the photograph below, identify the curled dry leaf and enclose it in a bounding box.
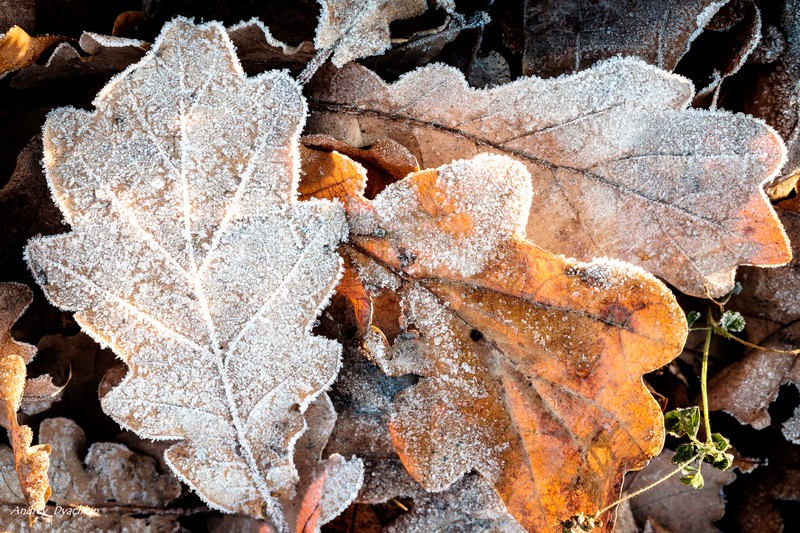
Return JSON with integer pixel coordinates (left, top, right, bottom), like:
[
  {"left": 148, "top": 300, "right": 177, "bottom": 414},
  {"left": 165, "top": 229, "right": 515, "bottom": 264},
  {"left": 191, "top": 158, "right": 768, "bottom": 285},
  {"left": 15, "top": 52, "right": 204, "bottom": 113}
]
[
  {"left": 324, "top": 346, "right": 521, "bottom": 531},
  {"left": 624, "top": 449, "right": 735, "bottom": 532},
  {"left": 361, "top": 12, "right": 468, "bottom": 77},
  {"left": 708, "top": 321, "right": 800, "bottom": 438},
  {"left": 322, "top": 345, "right": 420, "bottom": 504},
  {"left": 0, "top": 26, "right": 66, "bottom": 78},
  {"left": 689, "top": 0, "right": 762, "bottom": 108},
  {"left": 228, "top": 18, "right": 315, "bottom": 76},
  {"left": 0, "top": 282, "right": 51, "bottom": 514},
  {"left": 9, "top": 32, "right": 150, "bottom": 89},
  {"left": 24, "top": 19, "right": 347, "bottom": 528},
  {"left": 307, "top": 57, "right": 790, "bottom": 298},
  {"left": 0, "top": 417, "right": 182, "bottom": 532},
  {"left": 315, "top": 0, "right": 428, "bottom": 66},
  {"left": 522, "top": 0, "right": 727, "bottom": 77},
  {"left": 20, "top": 373, "right": 67, "bottom": 416},
  {"left": 300, "top": 150, "right": 687, "bottom": 531}
]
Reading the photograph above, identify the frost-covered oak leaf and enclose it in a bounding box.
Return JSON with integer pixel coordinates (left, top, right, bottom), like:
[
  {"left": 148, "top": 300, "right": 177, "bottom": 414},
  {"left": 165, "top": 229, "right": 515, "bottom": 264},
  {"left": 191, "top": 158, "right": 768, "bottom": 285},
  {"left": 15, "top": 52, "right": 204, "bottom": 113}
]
[
  {"left": 307, "top": 57, "right": 791, "bottom": 298},
  {"left": 299, "top": 151, "right": 687, "bottom": 531},
  {"left": 24, "top": 19, "right": 347, "bottom": 528},
  {"left": 315, "top": 0, "right": 428, "bottom": 66}
]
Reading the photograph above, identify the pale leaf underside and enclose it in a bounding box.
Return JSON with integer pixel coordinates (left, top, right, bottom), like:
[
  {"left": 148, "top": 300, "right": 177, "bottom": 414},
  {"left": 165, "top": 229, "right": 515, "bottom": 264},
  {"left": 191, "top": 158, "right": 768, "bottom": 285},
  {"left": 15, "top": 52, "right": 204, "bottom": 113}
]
[
  {"left": 307, "top": 57, "right": 790, "bottom": 297},
  {"left": 25, "top": 19, "right": 346, "bottom": 527}
]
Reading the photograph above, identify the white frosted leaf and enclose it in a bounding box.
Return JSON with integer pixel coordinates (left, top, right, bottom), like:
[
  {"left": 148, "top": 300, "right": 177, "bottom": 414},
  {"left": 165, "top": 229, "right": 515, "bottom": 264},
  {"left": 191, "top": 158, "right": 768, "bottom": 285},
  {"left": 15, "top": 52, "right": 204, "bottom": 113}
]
[
  {"left": 25, "top": 19, "right": 347, "bottom": 527},
  {"left": 307, "top": 57, "right": 791, "bottom": 297},
  {"left": 315, "top": 0, "right": 428, "bottom": 66}
]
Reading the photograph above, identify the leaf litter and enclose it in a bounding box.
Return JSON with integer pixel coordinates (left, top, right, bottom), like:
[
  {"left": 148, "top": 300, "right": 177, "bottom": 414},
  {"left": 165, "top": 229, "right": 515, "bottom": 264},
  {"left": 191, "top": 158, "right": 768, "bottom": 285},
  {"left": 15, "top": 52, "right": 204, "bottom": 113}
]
[
  {"left": 1, "top": 3, "right": 799, "bottom": 531},
  {"left": 0, "top": 417, "right": 182, "bottom": 532}
]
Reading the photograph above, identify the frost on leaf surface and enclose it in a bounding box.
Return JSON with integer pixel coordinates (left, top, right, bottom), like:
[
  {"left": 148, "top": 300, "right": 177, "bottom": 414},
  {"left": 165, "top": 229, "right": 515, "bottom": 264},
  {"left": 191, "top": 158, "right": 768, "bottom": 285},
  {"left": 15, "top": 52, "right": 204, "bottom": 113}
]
[
  {"left": 315, "top": 0, "right": 428, "bottom": 66},
  {"left": 307, "top": 57, "right": 791, "bottom": 298},
  {"left": 24, "top": 19, "right": 347, "bottom": 526},
  {"left": 300, "top": 151, "right": 687, "bottom": 532}
]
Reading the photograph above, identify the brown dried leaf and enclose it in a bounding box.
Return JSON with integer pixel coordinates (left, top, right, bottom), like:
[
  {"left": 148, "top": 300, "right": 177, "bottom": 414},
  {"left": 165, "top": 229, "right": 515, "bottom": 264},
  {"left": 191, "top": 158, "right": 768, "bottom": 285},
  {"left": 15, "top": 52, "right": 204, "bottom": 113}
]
[
  {"left": 33, "top": 333, "right": 117, "bottom": 429},
  {"left": 361, "top": 13, "right": 467, "bottom": 77},
  {"left": 0, "top": 0, "right": 34, "bottom": 33},
  {"left": 326, "top": 347, "right": 521, "bottom": 531},
  {"left": 315, "top": 0, "right": 428, "bottom": 66},
  {"left": 624, "top": 450, "right": 735, "bottom": 532},
  {"left": 302, "top": 134, "right": 419, "bottom": 192},
  {"left": 0, "top": 137, "right": 68, "bottom": 276},
  {"left": 20, "top": 373, "right": 67, "bottom": 416},
  {"left": 708, "top": 321, "right": 800, "bottom": 435},
  {"left": 469, "top": 50, "right": 511, "bottom": 89},
  {"left": 0, "top": 283, "right": 36, "bottom": 365},
  {"left": 0, "top": 417, "right": 182, "bottom": 531},
  {"left": 301, "top": 151, "right": 687, "bottom": 531},
  {"left": 228, "top": 18, "right": 315, "bottom": 76},
  {"left": 723, "top": 441, "right": 800, "bottom": 533},
  {"left": 0, "top": 26, "right": 66, "bottom": 78},
  {"left": 385, "top": 474, "right": 524, "bottom": 533},
  {"left": 737, "top": 1, "right": 800, "bottom": 198},
  {"left": 323, "top": 346, "right": 419, "bottom": 504},
  {"left": 690, "top": 0, "right": 763, "bottom": 108},
  {"left": 0, "top": 282, "right": 51, "bottom": 514},
  {"left": 522, "top": 0, "right": 727, "bottom": 77},
  {"left": 282, "top": 394, "right": 363, "bottom": 533},
  {"left": 733, "top": 207, "right": 800, "bottom": 344},
  {"left": 24, "top": 19, "right": 347, "bottom": 527},
  {"left": 307, "top": 57, "right": 790, "bottom": 298}
]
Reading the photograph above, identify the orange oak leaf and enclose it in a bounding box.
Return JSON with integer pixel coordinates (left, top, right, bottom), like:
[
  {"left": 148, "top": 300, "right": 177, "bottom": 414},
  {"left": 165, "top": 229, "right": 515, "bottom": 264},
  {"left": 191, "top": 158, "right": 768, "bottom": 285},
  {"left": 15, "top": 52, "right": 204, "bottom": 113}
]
[
  {"left": 307, "top": 57, "right": 790, "bottom": 298},
  {"left": 299, "top": 150, "right": 687, "bottom": 531},
  {"left": 0, "top": 283, "right": 51, "bottom": 514}
]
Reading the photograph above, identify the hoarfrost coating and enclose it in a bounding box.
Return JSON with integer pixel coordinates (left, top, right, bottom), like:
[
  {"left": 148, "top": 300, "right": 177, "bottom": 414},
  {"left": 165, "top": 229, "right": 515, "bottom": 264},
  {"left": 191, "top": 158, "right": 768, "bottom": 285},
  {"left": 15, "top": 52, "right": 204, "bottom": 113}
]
[{"left": 25, "top": 19, "right": 348, "bottom": 529}]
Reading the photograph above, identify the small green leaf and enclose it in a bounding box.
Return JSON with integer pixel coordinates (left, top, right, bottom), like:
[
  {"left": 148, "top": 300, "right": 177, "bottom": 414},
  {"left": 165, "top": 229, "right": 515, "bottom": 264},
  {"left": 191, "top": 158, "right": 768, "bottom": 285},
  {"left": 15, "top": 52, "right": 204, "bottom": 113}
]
[
  {"left": 673, "top": 442, "right": 701, "bottom": 465},
  {"left": 687, "top": 310, "right": 701, "bottom": 327},
  {"left": 665, "top": 406, "right": 700, "bottom": 438},
  {"left": 680, "top": 470, "right": 705, "bottom": 489},
  {"left": 710, "top": 451, "right": 733, "bottom": 471},
  {"left": 719, "top": 311, "right": 745, "bottom": 333},
  {"left": 711, "top": 432, "right": 731, "bottom": 452}
]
